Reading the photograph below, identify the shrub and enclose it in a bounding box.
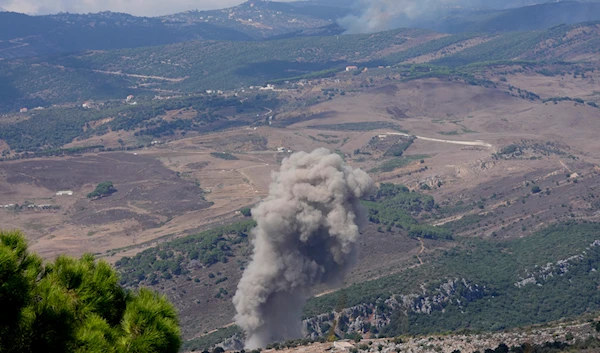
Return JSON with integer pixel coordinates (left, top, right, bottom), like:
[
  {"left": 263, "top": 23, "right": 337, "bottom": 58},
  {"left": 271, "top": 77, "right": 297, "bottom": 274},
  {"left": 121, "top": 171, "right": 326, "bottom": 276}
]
[
  {"left": 87, "top": 181, "right": 117, "bottom": 199},
  {"left": 240, "top": 207, "right": 252, "bottom": 217}
]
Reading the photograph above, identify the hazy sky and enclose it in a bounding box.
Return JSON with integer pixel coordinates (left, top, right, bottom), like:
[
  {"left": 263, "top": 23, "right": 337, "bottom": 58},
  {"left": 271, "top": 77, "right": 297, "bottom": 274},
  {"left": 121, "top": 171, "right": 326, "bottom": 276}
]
[{"left": 0, "top": 0, "right": 294, "bottom": 16}]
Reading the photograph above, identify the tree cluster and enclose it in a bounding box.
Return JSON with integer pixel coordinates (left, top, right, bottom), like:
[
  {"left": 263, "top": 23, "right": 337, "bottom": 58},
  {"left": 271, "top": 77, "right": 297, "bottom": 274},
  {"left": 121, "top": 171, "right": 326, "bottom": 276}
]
[
  {"left": 116, "top": 220, "right": 255, "bottom": 287},
  {"left": 87, "top": 181, "right": 117, "bottom": 199},
  {"left": 0, "top": 230, "right": 181, "bottom": 353},
  {"left": 362, "top": 183, "right": 452, "bottom": 240}
]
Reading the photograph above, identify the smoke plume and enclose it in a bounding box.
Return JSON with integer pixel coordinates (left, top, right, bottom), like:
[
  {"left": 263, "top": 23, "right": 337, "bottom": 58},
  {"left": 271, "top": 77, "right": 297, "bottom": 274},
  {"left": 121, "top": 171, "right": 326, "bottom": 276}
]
[
  {"left": 338, "top": 0, "right": 447, "bottom": 34},
  {"left": 338, "top": 0, "right": 544, "bottom": 34},
  {"left": 232, "top": 148, "right": 374, "bottom": 349}
]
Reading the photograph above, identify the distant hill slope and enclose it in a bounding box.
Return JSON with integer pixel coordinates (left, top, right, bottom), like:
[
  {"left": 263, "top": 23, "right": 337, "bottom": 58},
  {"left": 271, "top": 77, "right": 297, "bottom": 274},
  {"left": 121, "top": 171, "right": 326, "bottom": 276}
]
[
  {"left": 434, "top": 21, "right": 600, "bottom": 66},
  {"left": 266, "top": 23, "right": 346, "bottom": 40},
  {"left": 159, "top": 0, "right": 350, "bottom": 40},
  {"left": 399, "top": 1, "right": 600, "bottom": 34},
  {"left": 0, "top": 11, "right": 253, "bottom": 59},
  {"left": 464, "top": 1, "right": 600, "bottom": 33},
  {"left": 2, "top": 1, "right": 599, "bottom": 60},
  {"left": 0, "top": 1, "right": 352, "bottom": 59},
  {"left": 0, "top": 27, "right": 433, "bottom": 111},
  {"left": 0, "top": 21, "right": 599, "bottom": 112}
]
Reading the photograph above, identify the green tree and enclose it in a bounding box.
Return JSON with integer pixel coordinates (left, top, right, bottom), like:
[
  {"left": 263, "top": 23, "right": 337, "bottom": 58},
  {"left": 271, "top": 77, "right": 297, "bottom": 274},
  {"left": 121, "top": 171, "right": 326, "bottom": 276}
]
[
  {"left": 0, "top": 230, "right": 43, "bottom": 351},
  {"left": 87, "top": 181, "right": 117, "bottom": 199},
  {"left": 531, "top": 185, "right": 541, "bottom": 194},
  {"left": 239, "top": 207, "right": 252, "bottom": 217},
  {"left": 0, "top": 230, "right": 181, "bottom": 353}
]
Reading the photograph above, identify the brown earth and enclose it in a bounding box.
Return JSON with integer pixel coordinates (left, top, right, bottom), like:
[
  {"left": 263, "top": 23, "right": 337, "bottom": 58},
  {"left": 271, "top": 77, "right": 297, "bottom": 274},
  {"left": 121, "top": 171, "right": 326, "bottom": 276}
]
[
  {"left": 3, "top": 71, "right": 600, "bottom": 339},
  {"left": 402, "top": 35, "right": 497, "bottom": 64}
]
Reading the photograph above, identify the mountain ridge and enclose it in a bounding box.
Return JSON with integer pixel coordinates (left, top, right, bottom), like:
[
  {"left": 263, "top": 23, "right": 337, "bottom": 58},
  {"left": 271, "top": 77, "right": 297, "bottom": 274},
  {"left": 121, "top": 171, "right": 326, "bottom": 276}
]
[{"left": 2, "top": 1, "right": 600, "bottom": 60}]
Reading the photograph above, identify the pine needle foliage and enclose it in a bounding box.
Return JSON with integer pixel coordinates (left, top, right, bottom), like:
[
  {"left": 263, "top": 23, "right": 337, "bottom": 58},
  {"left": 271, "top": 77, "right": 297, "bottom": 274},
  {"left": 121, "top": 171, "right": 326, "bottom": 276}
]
[{"left": 0, "top": 229, "right": 181, "bottom": 353}]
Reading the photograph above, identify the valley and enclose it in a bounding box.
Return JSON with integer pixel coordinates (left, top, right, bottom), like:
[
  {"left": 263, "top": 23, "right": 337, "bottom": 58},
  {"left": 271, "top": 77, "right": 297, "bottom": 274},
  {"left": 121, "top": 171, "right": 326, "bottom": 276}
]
[
  {"left": 1, "top": 1, "right": 600, "bottom": 352},
  {"left": 3, "top": 67, "right": 600, "bottom": 349}
]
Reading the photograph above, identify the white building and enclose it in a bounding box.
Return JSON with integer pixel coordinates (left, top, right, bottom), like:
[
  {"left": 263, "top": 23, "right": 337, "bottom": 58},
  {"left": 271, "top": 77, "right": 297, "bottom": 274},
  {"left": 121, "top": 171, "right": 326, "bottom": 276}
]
[{"left": 56, "top": 190, "right": 74, "bottom": 196}]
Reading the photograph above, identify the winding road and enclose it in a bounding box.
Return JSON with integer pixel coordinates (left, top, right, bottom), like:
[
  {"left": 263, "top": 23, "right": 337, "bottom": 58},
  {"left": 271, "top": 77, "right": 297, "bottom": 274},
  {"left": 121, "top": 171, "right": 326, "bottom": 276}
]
[{"left": 386, "top": 132, "right": 493, "bottom": 148}]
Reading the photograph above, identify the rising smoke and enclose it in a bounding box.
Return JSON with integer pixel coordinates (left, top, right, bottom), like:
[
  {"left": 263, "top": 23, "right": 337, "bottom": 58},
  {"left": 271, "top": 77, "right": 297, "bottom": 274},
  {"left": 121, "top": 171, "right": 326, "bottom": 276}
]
[
  {"left": 338, "top": 0, "right": 543, "bottom": 34},
  {"left": 232, "top": 148, "right": 374, "bottom": 349},
  {"left": 338, "top": 0, "right": 449, "bottom": 34}
]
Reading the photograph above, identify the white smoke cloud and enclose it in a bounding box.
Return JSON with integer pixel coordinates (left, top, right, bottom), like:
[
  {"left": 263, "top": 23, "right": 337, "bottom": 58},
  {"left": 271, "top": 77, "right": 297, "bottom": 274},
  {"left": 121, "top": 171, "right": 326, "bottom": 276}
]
[
  {"left": 338, "top": 0, "right": 544, "bottom": 34},
  {"left": 232, "top": 148, "right": 374, "bottom": 349},
  {"left": 339, "top": 0, "right": 461, "bottom": 34},
  {"left": 0, "top": 0, "right": 292, "bottom": 16}
]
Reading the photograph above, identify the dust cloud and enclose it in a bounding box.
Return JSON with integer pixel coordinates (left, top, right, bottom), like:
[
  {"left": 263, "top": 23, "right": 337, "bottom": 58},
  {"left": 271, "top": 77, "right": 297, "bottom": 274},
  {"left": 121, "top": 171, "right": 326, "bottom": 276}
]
[{"left": 232, "top": 148, "right": 374, "bottom": 349}]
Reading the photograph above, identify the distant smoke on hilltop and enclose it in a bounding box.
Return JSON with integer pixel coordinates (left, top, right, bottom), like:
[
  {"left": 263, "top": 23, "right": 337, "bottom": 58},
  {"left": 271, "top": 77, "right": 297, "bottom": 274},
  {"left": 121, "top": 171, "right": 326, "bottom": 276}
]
[
  {"left": 339, "top": 0, "right": 448, "bottom": 33},
  {"left": 232, "top": 148, "right": 374, "bottom": 349},
  {"left": 338, "top": 0, "right": 548, "bottom": 34}
]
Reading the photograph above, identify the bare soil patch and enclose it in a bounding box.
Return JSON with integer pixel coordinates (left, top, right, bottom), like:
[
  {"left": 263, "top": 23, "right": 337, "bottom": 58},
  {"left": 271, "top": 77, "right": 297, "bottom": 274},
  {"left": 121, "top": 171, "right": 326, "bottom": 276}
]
[{"left": 403, "top": 36, "right": 496, "bottom": 64}]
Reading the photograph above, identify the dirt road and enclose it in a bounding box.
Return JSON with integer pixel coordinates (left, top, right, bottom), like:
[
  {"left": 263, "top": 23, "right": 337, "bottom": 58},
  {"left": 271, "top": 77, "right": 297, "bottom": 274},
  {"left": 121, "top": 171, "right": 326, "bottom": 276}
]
[
  {"left": 194, "top": 322, "right": 236, "bottom": 339},
  {"left": 43, "top": 63, "right": 187, "bottom": 82},
  {"left": 386, "top": 132, "right": 493, "bottom": 148},
  {"left": 416, "top": 238, "right": 425, "bottom": 265},
  {"left": 91, "top": 69, "right": 187, "bottom": 82}
]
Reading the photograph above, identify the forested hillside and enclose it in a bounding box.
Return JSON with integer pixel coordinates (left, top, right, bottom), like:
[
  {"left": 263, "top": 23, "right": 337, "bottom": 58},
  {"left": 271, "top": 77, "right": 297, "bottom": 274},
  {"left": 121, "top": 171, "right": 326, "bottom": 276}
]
[
  {"left": 0, "top": 0, "right": 350, "bottom": 59},
  {"left": 2, "top": 0, "right": 599, "bottom": 61},
  {"left": 0, "top": 12, "right": 253, "bottom": 60},
  {"left": 0, "top": 93, "right": 276, "bottom": 153},
  {"left": 160, "top": 0, "right": 349, "bottom": 40},
  {"left": 304, "top": 221, "right": 600, "bottom": 336},
  {"left": 2, "top": 21, "right": 599, "bottom": 114},
  {"left": 430, "top": 1, "right": 600, "bottom": 33}
]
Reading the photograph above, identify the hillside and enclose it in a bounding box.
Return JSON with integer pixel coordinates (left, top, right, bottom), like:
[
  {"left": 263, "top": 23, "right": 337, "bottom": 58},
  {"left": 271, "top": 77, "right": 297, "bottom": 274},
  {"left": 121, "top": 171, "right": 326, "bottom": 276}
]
[
  {"left": 0, "top": 1, "right": 350, "bottom": 60},
  {"left": 0, "top": 12, "right": 253, "bottom": 60},
  {"left": 161, "top": 0, "right": 350, "bottom": 40},
  {"left": 4, "top": 1, "right": 600, "bottom": 61},
  {"left": 434, "top": 22, "right": 600, "bottom": 66},
  {"left": 429, "top": 1, "right": 600, "bottom": 33},
  {"left": 2, "top": 21, "right": 599, "bottom": 115},
  {"left": 3, "top": 64, "right": 600, "bottom": 349},
  {"left": 2, "top": 1, "right": 600, "bottom": 62},
  {"left": 0, "top": 27, "right": 431, "bottom": 112},
  {"left": 2, "top": 2, "right": 600, "bottom": 350}
]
